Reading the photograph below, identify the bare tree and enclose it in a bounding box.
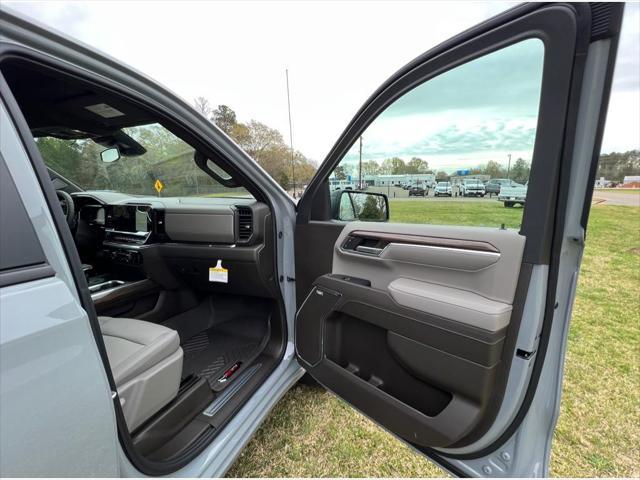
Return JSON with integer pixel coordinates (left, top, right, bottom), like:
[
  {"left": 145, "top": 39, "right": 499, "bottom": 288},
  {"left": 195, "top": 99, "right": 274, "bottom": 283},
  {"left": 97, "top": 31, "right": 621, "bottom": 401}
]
[{"left": 193, "top": 96, "right": 212, "bottom": 119}]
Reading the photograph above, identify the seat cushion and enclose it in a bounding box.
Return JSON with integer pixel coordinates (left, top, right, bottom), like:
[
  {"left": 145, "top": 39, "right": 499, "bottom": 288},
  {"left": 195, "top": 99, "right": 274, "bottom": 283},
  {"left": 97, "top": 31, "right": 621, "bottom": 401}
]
[
  {"left": 99, "top": 316, "right": 183, "bottom": 431},
  {"left": 99, "top": 316, "right": 180, "bottom": 386}
]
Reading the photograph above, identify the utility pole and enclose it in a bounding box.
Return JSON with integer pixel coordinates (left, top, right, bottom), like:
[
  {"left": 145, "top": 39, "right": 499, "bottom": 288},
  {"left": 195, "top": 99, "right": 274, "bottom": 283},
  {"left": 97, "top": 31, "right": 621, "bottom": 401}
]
[
  {"left": 286, "top": 69, "right": 295, "bottom": 198},
  {"left": 507, "top": 153, "right": 512, "bottom": 180},
  {"left": 358, "top": 136, "right": 363, "bottom": 190}
]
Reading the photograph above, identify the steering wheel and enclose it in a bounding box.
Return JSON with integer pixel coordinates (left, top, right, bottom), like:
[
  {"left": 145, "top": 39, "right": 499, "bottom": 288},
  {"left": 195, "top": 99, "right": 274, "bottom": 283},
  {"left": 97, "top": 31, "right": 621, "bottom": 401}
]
[{"left": 56, "top": 190, "right": 76, "bottom": 228}]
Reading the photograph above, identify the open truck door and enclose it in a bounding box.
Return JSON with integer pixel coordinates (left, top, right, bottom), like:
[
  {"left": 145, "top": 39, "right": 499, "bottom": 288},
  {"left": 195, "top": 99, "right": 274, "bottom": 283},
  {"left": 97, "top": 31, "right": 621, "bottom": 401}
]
[{"left": 294, "top": 3, "right": 623, "bottom": 476}]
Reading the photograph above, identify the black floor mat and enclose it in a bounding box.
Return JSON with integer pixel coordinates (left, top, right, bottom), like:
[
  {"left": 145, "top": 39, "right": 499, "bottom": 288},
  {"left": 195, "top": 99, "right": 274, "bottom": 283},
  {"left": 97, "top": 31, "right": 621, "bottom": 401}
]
[{"left": 180, "top": 316, "right": 269, "bottom": 390}]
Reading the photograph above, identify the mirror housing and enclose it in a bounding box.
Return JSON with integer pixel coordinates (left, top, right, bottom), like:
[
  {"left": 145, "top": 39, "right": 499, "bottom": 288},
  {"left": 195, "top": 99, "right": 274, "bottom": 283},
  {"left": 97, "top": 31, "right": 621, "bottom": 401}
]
[
  {"left": 331, "top": 190, "right": 389, "bottom": 222},
  {"left": 100, "top": 147, "right": 121, "bottom": 163}
]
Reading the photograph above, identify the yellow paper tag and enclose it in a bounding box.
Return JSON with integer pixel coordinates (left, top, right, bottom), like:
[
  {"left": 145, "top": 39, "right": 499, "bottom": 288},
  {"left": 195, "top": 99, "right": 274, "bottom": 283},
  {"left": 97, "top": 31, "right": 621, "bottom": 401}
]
[
  {"left": 154, "top": 179, "right": 164, "bottom": 193},
  {"left": 209, "top": 260, "right": 228, "bottom": 283}
]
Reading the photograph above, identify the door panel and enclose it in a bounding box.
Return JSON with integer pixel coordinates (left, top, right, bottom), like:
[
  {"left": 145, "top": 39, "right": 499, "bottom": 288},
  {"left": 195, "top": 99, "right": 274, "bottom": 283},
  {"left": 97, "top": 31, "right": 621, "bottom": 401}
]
[
  {"left": 334, "top": 223, "right": 525, "bottom": 320},
  {"left": 297, "top": 222, "right": 523, "bottom": 446},
  {"left": 0, "top": 277, "right": 120, "bottom": 476}
]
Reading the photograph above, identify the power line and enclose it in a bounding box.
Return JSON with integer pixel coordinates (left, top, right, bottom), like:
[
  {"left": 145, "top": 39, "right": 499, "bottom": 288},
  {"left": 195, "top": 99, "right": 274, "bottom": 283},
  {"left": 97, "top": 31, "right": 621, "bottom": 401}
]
[
  {"left": 358, "top": 136, "right": 363, "bottom": 190},
  {"left": 285, "top": 69, "right": 295, "bottom": 197}
]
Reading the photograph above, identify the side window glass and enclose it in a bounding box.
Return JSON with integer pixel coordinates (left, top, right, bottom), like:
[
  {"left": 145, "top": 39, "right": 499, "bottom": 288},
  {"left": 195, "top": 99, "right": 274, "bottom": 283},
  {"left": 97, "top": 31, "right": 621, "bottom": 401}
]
[
  {"left": 328, "top": 39, "right": 544, "bottom": 228},
  {"left": 0, "top": 156, "right": 47, "bottom": 272},
  {"left": 34, "top": 123, "right": 253, "bottom": 199}
]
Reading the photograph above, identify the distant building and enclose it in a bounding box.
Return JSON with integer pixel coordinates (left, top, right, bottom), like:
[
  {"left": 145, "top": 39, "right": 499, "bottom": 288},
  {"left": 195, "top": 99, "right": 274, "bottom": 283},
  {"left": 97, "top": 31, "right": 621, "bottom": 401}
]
[
  {"left": 623, "top": 175, "right": 640, "bottom": 185},
  {"left": 362, "top": 173, "right": 436, "bottom": 187},
  {"left": 328, "top": 178, "right": 356, "bottom": 190}
]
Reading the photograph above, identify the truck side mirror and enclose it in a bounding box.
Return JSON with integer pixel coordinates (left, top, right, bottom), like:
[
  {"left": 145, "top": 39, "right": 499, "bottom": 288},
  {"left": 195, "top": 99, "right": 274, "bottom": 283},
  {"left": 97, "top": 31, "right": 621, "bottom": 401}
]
[{"left": 331, "top": 190, "right": 389, "bottom": 222}]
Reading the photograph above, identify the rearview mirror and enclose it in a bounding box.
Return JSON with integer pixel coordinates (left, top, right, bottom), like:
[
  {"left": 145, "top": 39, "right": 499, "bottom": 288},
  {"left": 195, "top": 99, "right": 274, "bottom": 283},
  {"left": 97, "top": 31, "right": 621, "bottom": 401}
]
[
  {"left": 101, "top": 147, "right": 121, "bottom": 163},
  {"left": 332, "top": 190, "right": 389, "bottom": 222}
]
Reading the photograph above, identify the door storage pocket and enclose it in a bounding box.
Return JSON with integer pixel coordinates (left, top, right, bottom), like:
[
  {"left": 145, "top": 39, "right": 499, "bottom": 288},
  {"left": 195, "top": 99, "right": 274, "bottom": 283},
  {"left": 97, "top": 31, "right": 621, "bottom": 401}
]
[{"left": 324, "top": 313, "right": 452, "bottom": 417}]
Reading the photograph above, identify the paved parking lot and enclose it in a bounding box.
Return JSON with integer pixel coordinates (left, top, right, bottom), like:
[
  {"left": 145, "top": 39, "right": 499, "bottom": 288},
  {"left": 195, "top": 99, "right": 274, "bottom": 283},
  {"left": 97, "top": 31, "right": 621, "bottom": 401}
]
[
  {"left": 363, "top": 185, "right": 502, "bottom": 202},
  {"left": 360, "top": 186, "right": 640, "bottom": 206},
  {"left": 592, "top": 189, "right": 640, "bottom": 206}
]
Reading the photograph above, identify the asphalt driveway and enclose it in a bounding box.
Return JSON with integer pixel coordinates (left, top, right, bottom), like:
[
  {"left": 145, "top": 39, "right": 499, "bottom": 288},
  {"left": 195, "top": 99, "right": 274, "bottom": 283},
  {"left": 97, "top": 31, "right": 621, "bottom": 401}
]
[{"left": 592, "top": 190, "right": 640, "bottom": 206}]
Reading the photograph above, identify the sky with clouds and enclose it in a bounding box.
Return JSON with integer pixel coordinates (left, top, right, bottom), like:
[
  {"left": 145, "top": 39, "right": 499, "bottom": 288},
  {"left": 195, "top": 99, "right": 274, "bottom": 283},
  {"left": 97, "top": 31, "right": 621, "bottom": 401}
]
[
  {"left": 5, "top": 1, "right": 640, "bottom": 169},
  {"left": 341, "top": 38, "right": 544, "bottom": 170}
]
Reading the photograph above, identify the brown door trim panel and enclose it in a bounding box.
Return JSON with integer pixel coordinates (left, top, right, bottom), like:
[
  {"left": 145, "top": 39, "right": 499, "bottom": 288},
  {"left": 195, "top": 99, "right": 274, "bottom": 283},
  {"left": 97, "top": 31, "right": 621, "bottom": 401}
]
[{"left": 347, "top": 230, "right": 500, "bottom": 253}]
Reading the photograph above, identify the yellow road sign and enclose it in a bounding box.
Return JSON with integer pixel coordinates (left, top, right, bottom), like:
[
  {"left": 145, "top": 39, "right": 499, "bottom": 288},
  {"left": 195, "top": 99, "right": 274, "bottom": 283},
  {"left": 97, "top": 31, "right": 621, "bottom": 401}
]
[{"left": 154, "top": 179, "right": 164, "bottom": 193}]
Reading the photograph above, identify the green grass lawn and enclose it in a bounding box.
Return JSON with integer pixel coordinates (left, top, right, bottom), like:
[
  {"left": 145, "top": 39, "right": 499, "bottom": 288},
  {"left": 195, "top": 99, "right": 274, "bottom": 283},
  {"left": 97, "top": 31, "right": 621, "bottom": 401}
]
[
  {"left": 228, "top": 202, "right": 640, "bottom": 477},
  {"left": 389, "top": 199, "right": 524, "bottom": 228}
]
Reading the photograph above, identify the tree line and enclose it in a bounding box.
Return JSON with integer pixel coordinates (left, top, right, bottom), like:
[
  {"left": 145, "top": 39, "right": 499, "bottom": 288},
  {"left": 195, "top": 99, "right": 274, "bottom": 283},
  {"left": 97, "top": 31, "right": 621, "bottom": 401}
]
[
  {"left": 596, "top": 150, "right": 640, "bottom": 182},
  {"left": 333, "top": 156, "right": 532, "bottom": 184},
  {"left": 453, "top": 158, "right": 531, "bottom": 184},
  {"left": 333, "top": 151, "right": 640, "bottom": 186}
]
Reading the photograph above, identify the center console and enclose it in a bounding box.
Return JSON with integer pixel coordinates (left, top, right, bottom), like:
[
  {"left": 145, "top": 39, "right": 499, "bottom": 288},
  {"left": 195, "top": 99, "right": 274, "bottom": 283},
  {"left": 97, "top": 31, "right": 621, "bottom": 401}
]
[
  {"left": 82, "top": 204, "right": 163, "bottom": 301},
  {"left": 105, "top": 204, "right": 166, "bottom": 245},
  {"left": 103, "top": 204, "right": 166, "bottom": 266}
]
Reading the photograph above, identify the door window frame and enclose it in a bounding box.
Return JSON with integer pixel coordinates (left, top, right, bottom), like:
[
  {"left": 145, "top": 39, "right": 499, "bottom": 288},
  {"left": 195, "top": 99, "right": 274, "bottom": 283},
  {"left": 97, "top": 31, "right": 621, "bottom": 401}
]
[{"left": 0, "top": 47, "right": 289, "bottom": 475}]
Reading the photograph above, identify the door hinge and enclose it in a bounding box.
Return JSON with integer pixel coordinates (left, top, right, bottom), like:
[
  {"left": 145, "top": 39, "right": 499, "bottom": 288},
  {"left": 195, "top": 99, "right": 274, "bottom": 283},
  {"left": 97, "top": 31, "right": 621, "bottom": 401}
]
[{"left": 286, "top": 276, "right": 296, "bottom": 282}]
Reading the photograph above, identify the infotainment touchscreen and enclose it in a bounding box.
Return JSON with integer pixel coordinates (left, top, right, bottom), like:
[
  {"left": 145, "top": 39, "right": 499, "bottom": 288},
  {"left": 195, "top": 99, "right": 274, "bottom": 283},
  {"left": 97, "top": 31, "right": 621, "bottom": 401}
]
[
  {"left": 108, "top": 205, "right": 151, "bottom": 233},
  {"left": 135, "top": 208, "right": 149, "bottom": 232}
]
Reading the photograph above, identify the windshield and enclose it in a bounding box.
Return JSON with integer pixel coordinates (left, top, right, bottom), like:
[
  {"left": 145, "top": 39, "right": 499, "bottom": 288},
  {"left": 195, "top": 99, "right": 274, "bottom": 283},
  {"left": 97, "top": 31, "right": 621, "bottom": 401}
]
[{"left": 35, "top": 123, "right": 253, "bottom": 198}]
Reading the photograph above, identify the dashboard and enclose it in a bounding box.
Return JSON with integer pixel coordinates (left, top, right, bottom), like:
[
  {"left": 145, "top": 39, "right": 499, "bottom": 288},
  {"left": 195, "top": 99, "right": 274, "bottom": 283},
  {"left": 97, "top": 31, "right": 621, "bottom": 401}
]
[
  {"left": 70, "top": 191, "right": 276, "bottom": 298},
  {"left": 74, "top": 192, "right": 261, "bottom": 246}
]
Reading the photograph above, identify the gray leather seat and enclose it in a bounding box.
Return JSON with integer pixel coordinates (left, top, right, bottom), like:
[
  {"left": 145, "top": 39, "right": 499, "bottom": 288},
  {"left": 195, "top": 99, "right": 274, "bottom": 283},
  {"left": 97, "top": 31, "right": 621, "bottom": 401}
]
[{"left": 99, "top": 316, "right": 183, "bottom": 431}]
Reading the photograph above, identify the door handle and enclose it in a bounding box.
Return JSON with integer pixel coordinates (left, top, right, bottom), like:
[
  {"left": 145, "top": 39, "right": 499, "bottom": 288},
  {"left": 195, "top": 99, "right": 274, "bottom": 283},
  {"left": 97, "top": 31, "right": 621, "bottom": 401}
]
[{"left": 355, "top": 245, "right": 383, "bottom": 256}]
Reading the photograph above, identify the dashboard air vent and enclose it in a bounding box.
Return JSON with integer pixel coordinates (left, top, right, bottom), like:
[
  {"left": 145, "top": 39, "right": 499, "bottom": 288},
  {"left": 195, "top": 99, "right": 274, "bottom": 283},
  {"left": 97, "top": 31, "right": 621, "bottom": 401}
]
[{"left": 236, "top": 206, "right": 253, "bottom": 241}]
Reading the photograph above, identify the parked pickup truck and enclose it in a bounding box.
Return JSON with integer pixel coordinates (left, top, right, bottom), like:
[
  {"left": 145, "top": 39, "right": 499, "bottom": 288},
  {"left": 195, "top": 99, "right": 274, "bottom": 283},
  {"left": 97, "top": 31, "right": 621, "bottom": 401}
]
[
  {"left": 485, "top": 178, "right": 512, "bottom": 194},
  {"left": 498, "top": 182, "right": 527, "bottom": 207},
  {"left": 434, "top": 181, "right": 453, "bottom": 197},
  {"left": 460, "top": 179, "right": 486, "bottom": 197}
]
